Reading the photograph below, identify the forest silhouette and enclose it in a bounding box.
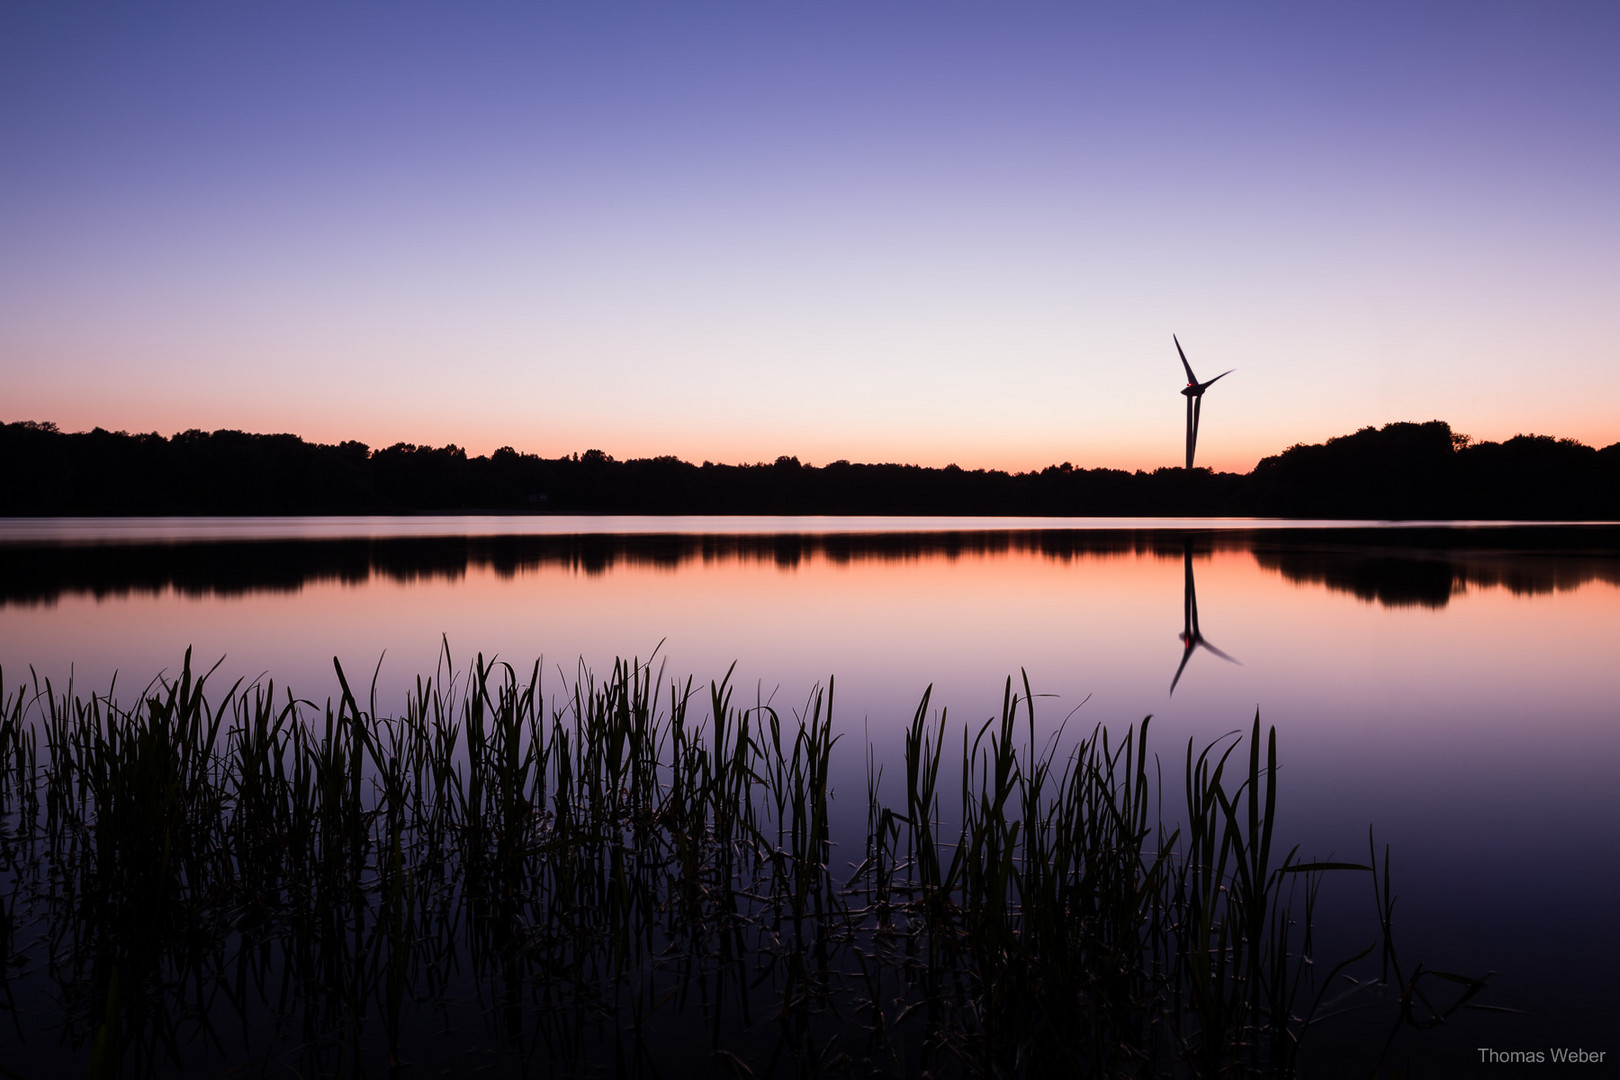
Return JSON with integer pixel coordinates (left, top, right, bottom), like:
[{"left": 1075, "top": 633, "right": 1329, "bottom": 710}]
[{"left": 3, "top": 419, "right": 1617, "bottom": 520}]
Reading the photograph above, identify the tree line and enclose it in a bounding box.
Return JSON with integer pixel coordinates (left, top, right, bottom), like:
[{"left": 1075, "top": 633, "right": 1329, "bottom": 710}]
[{"left": 3, "top": 419, "right": 1617, "bottom": 519}]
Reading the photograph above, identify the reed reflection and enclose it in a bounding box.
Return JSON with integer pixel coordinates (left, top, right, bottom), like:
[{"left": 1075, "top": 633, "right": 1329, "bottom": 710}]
[{"left": 1170, "top": 541, "right": 1240, "bottom": 695}]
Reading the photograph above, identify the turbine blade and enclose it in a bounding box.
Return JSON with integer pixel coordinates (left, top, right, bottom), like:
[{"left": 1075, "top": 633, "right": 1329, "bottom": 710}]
[
  {"left": 1185, "top": 396, "right": 1196, "bottom": 469},
  {"left": 1201, "top": 640, "right": 1242, "bottom": 666},
  {"left": 1190, "top": 395, "right": 1202, "bottom": 468},
  {"left": 1200, "top": 369, "right": 1235, "bottom": 391},
  {"left": 1174, "top": 334, "right": 1198, "bottom": 384},
  {"left": 1170, "top": 642, "right": 1194, "bottom": 695}
]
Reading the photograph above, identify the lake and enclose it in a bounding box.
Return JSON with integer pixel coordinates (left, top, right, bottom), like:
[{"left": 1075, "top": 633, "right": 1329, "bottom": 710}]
[{"left": 2, "top": 515, "right": 1616, "bottom": 1074}]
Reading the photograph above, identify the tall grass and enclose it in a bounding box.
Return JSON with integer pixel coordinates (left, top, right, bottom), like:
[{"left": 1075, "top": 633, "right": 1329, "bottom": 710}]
[{"left": 0, "top": 651, "right": 1489, "bottom": 1077}]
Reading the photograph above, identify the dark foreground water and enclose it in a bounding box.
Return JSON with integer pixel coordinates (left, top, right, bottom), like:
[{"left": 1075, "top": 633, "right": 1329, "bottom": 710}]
[{"left": 1, "top": 516, "right": 1616, "bottom": 1076}]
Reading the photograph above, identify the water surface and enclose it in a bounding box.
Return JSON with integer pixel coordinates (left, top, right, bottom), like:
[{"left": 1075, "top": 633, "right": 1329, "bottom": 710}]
[{"left": 2, "top": 516, "right": 1616, "bottom": 1069}]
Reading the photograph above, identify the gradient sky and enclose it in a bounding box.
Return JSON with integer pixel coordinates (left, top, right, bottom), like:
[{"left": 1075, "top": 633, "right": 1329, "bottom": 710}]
[{"left": 3, "top": 2, "right": 1617, "bottom": 473}]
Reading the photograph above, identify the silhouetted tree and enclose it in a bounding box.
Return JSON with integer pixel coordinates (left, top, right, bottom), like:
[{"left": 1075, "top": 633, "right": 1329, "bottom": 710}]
[{"left": 3, "top": 418, "right": 1615, "bottom": 519}]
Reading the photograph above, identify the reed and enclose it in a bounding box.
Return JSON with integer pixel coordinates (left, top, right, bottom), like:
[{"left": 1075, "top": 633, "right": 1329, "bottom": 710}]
[{"left": 0, "top": 653, "right": 1489, "bottom": 1078}]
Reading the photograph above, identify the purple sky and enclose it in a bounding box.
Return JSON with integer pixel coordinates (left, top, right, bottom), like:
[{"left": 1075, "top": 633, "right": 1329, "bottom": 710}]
[{"left": 3, "top": 2, "right": 1617, "bottom": 472}]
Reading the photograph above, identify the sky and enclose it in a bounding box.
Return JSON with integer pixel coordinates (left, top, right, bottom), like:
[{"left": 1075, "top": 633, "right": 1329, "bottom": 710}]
[{"left": 3, "top": 2, "right": 1617, "bottom": 474}]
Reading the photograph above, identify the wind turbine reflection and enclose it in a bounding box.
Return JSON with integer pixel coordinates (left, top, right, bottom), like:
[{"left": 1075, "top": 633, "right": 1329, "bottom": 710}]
[{"left": 1170, "top": 542, "right": 1241, "bottom": 695}]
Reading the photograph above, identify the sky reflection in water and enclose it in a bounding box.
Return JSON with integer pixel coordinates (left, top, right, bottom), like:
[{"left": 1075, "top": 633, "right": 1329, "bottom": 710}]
[{"left": 1, "top": 518, "right": 1616, "bottom": 1048}]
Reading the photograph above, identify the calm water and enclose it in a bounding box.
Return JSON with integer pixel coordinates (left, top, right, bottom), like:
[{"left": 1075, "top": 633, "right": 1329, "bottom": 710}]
[{"left": 3, "top": 516, "right": 1617, "bottom": 1069}]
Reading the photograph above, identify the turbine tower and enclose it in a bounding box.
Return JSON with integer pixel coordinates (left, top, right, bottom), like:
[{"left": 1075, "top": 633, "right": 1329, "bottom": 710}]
[{"left": 1174, "top": 335, "right": 1234, "bottom": 470}]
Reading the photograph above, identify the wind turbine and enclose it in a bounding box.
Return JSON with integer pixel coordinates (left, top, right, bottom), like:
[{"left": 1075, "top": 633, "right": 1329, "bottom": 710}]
[
  {"left": 1170, "top": 541, "right": 1240, "bottom": 695},
  {"left": 1174, "top": 335, "right": 1234, "bottom": 470}
]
